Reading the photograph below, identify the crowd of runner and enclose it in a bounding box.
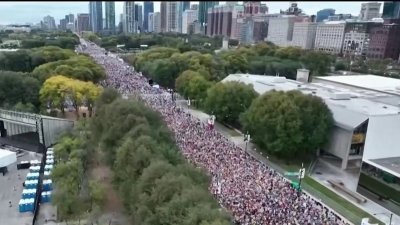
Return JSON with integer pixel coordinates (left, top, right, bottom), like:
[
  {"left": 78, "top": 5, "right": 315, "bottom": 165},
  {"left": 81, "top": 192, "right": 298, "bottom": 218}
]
[{"left": 78, "top": 40, "right": 349, "bottom": 225}]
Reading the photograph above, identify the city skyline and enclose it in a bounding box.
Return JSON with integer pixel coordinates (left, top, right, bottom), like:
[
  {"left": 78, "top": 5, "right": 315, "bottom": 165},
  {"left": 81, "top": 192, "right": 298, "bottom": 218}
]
[{"left": 0, "top": 1, "right": 384, "bottom": 25}]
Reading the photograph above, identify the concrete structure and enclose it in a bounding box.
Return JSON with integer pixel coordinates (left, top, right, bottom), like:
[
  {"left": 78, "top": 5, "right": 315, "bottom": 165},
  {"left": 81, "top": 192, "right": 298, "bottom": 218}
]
[
  {"left": 188, "top": 20, "right": 202, "bottom": 34},
  {"left": 198, "top": 1, "right": 219, "bottom": 34},
  {"left": 316, "top": 9, "right": 336, "bottom": 22},
  {"left": 191, "top": 4, "right": 199, "bottom": 10},
  {"left": 314, "top": 21, "right": 347, "bottom": 54},
  {"left": 76, "top": 13, "right": 90, "bottom": 34},
  {"left": 359, "top": 2, "right": 382, "bottom": 21},
  {"left": 143, "top": 2, "right": 154, "bottom": 32},
  {"left": 105, "top": 1, "right": 116, "bottom": 34},
  {"left": 1, "top": 25, "right": 31, "bottom": 33},
  {"left": 160, "top": 1, "right": 167, "bottom": 32},
  {"left": 66, "top": 22, "right": 74, "bottom": 32},
  {"left": 367, "top": 20, "right": 400, "bottom": 60},
  {"left": 123, "top": 1, "right": 137, "bottom": 34},
  {"left": 223, "top": 73, "right": 400, "bottom": 172},
  {"left": 342, "top": 21, "right": 383, "bottom": 58},
  {"left": 243, "top": 1, "right": 262, "bottom": 16},
  {"left": 182, "top": 9, "right": 198, "bottom": 34},
  {"left": 165, "top": 2, "right": 178, "bottom": 33},
  {"left": 280, "top": 2, "right": 303, "bottom": 16},
  {"left": 382, "top": 1, "right": 400, "bottom": 19},
  {"left": 290, "top": 22, "right": 317, "bottom": 50},
  {"left": 89, "top": 1, "right": 103, "bottom": 33},
  {"left": 42, "top": 15, "right": 56, "bottom": 30},
  {"left": 0, "top": 109, "right": 74, "bottom": 151},
  {"left": 207, "top": 4, "right": 244, "bottom": 39},
  {"left": 238, "top": 16, "right": 253, "bottom": 44}
]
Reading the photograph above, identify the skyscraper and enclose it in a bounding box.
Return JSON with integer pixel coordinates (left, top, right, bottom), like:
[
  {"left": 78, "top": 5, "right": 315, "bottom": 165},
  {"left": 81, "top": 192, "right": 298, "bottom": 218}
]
[
  {"left": 316, "top": 9, "right": 336, "bottom": 22},
  {"left": 65, "top": 14, "right": 74, "bottom": 24},
  {"left": 160, "top": 2, "right": 167, "bottom": 32},
  {"left": 166, "top": 2, "right": 178, "bottom": 32},
  {"left": 105, "top": 1, "right": 116, "bottom": 34},
  {"left": 177, "top": 2, "right": 190, "bottom": 33},
  {"left": 89, "top": 1, "right": 103, "bottom": 32},
  {"left": 182, "top": 9, "right": 198, "bottom": 34},
  {"left": 134, "top": 4, "right": 143, "bottom": 32},
  {"left": 42, "top": 15, "right": 56, "bottom": 30},
  {"left": 198, "top": 1, "right": 218, "bottom": 33},
  {"left": 143, "top": 2, "right": 154, "bottom": 32},
  {"left": 77, "top": 13, "right": 90, "bottom": 33},
  {"left": 359, "top": 2, "right": 381, "bottom": 21},
  {"left": 382, "top": 1, "right": 400, "bottom": 19},
  {"left": 123, "top": 1, "right": 136, "bottom": 34},
  {"left": 153, "top": 12, "right": 161, "bottom": 33}
]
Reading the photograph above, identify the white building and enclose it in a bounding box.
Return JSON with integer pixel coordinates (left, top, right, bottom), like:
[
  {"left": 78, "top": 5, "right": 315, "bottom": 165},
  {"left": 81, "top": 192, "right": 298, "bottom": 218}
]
[
  {"left": 2, "top": 25, "right": 31, "bottom": 33},
  {"left": 42, "top": 15, "right": 56, "bottom": 30},
  {"left": 266, "top": 15, "right": 297, "bottom": 47},
  {"left": 166, "top": 2, "right": 178, "bottom": 32},
  {"left": 66, "top": 22, "right": 75, "bottom": 32},
  {"left": 314, "top": 21, "right": 346, "bottom": 54},
  {"left": 123, "top": 1, "right": 137, "bottom": 34},
  {"left": 359, "top": 2, "right": 382, "bottom": 21},
  {"left": 289, "top": 22, "right": 317, "bottom": 50},
  {"left": 230, "top": 5, "right": 245, "bottom": 40},
  {"left": 182, "top": 9, "right": 198, "bottom": 34},
  {"left": 152, "top": 12, "right": 161, "bottom": 33}
]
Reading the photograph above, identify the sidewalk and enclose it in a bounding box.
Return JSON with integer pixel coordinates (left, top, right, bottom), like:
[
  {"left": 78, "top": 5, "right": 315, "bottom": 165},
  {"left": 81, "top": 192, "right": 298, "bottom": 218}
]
[{"left": 179, "top": 103, "right": 397, "bottom": 225}]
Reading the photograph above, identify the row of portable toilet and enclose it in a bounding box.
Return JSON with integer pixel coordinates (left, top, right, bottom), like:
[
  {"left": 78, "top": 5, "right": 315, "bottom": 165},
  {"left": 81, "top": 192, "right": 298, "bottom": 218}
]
[
  {"left": 19, "top": 198, "right": 35, "bottom": 213},
  {"left": 41, "top": 148, "right": 54, "bottom": 204}
]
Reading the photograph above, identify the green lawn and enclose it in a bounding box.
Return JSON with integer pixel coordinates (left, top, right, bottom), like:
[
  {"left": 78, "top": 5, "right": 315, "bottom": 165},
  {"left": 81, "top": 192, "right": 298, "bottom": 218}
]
[{"left": 303, "top": 176, "right": 384, "bottom": 225}]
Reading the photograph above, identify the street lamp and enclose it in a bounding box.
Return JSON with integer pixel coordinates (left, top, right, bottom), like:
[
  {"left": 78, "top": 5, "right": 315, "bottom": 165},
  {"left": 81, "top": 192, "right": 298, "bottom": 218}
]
[{"left": 373, "top": 212, "right": 393, "bottom": 225}]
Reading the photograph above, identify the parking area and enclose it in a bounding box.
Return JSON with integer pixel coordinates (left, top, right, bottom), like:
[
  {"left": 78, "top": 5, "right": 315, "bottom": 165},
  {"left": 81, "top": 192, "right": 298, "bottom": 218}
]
[{"left": 0, "top": 146, "right": 42, "bottom": 225}]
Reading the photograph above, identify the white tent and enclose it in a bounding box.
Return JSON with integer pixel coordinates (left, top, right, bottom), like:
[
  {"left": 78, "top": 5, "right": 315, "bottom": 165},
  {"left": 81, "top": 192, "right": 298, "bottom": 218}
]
[{"left": 0, "top": 149, "right": 17, "bottom": 167}]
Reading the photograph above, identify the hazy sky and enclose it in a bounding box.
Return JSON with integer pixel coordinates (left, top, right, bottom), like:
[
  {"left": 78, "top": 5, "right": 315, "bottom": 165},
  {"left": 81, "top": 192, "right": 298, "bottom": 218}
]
[{"left": 0, "top": 1, "right": 384, "bottom": 25}]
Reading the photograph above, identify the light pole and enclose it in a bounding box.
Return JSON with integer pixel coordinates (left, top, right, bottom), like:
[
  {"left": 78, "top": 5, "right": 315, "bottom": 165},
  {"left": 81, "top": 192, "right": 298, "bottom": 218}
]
[
  {"left": 298, "top": 163, "right": 305, "bottom": 193},
  {"left": 373, "top": 212, "right": 393, "bottom": 225}
]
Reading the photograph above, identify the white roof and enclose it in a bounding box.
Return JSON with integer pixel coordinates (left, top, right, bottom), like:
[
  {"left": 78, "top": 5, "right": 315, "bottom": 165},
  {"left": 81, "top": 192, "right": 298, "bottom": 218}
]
[
  {"left": 0, "top": 149, "right": 15, "bottom": 158},
  {"left": 316, "top": 75, "right": 400, "bottom": 96},
  {"left": 222, "top": 74, "right": 400, "bottom": 130}
]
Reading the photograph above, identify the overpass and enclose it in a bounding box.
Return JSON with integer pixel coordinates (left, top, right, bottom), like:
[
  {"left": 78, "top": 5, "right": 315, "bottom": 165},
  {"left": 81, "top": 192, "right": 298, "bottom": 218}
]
[{"left": 0, "top": 109, "right": 74, "bottom": 153}]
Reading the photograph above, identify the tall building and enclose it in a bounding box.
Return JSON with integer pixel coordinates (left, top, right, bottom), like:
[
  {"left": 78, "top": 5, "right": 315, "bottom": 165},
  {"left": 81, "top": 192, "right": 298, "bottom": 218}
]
[
  {"left": 160, "top": 2, "right": 167, "bottom": 32},
  {"left": 182, "top": 9, "right": 198, "bottom": 34},
  {"left": 153, "top": 12, "right": 161, "bottom": 33},
  {"left": 328, "top": 13, "right": 353, "bottom": 21},
  {"left": 281, "top": 2, "right": 303, "bottom": 16},
  {"left": 42, "top": 15, "right": 56, "bottom": 30},
  {"left": 135, "top": 4, "right": 143, "bottom": 32},
  {"left": 290, "top": 22, "right": 317, "bottom": 49},
  {"left": 266, "top": 15, "right": 305, "bottom": 47},
  {"left": 77, "top": 13, "right": 90, "bottom": 34},
  {"left": 367, "top": 21, "right": 400, "bottom": 60},
  {"left": 123, "top": 1, "right": 137, "bottom": 34},
  {"left": 89, "top": 1, "right": 103, "bottom": 32},
  {"left": 105, "top": 1, "right": 116, "bottom": 34},
  {"left": 382, "top": 1, "right": 400, "bottom": 19},
  {"left": 316, "top": 9, "right": 336, "bottom": 22},
  {"left": 59, "top": 18, "right": 67, "bottom": 30},
  {"left": 177, "top": 2, "right": 192, "bottom": 33},
  {"left": 252, "top": 14, "right": 269, "bottom": 42},
  {"left": 143, "top": 2, "right": 154, "bottom": 32},
  {"left": 359, "top": 2, "right": 381, "bottom": 21},
  {"left": 314, "top": 21, "right": 347, "bottom": 54},
  {"left": 342, "top": 21, "right": 382, "bottom": 58},
  {"left": 198, "top": 1, "right": 218, "bottom": 33},
  {"left": 260, "top": 3, "right": 268, "bottom": 14},
  {"left": 148, "top": 12, "right": 154, "bottom": 33},
  {"left": 65, "top": 14, "right": 74, "bottom": 24},
  {"left": 118, "top": 13, "right": 124, "bottom": 34},
  {"left": 166, "top": 2, "right": 178, "bottom": 32}
]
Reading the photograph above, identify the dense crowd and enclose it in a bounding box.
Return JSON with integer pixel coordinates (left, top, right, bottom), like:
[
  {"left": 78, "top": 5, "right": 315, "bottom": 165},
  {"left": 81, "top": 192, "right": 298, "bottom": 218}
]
[{"left": 78, "top": 40, "right": 349, "bottom": 225}]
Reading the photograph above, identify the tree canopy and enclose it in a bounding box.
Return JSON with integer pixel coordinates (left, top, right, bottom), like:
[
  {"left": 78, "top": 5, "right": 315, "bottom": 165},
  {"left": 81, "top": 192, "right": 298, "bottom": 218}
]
[
  {"left": 204, "top": 81, "right": 258, "bottom": 126},
  {"left": 240, "top": 90, "right": 334, "bottom": 158},
  {"left": 32, "top": 55, "right": 106, "bottom": 83}
]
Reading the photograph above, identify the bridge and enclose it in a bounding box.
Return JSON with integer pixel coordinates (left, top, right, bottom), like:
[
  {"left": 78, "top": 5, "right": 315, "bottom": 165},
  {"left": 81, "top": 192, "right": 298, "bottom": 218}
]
[{"left": 0, "top": 109, "right": 74, "bottom": 153}]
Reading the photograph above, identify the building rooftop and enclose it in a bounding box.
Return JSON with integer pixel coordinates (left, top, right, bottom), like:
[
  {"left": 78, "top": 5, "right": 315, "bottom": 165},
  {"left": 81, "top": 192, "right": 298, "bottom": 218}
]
[
  {"left": 316, "top": 75, "right": 400, "bottom": 96},
  {"left": 222, "top": 74, "right": 400, "bottom": 130},
  {"left": 368, "top": 157, "right": 400, "bottom": 177}
]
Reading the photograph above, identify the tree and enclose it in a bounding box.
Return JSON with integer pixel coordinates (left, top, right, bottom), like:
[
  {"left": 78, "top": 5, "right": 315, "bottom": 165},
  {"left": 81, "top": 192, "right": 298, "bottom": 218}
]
[
  {"left": 240, "top": 90, "right": 333, "bottom": 158},
  {"left": 40, "top": 75, "right": 102, "bottom": 116},
  {"left": 175, "top": 70, "right": 201, "bottom": 98},
  {"left": 300, "top": 51, "right": 332, "bottom": 76},
  {"left": 205, "top": 81, "right": 258, "bottom": 126}
]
